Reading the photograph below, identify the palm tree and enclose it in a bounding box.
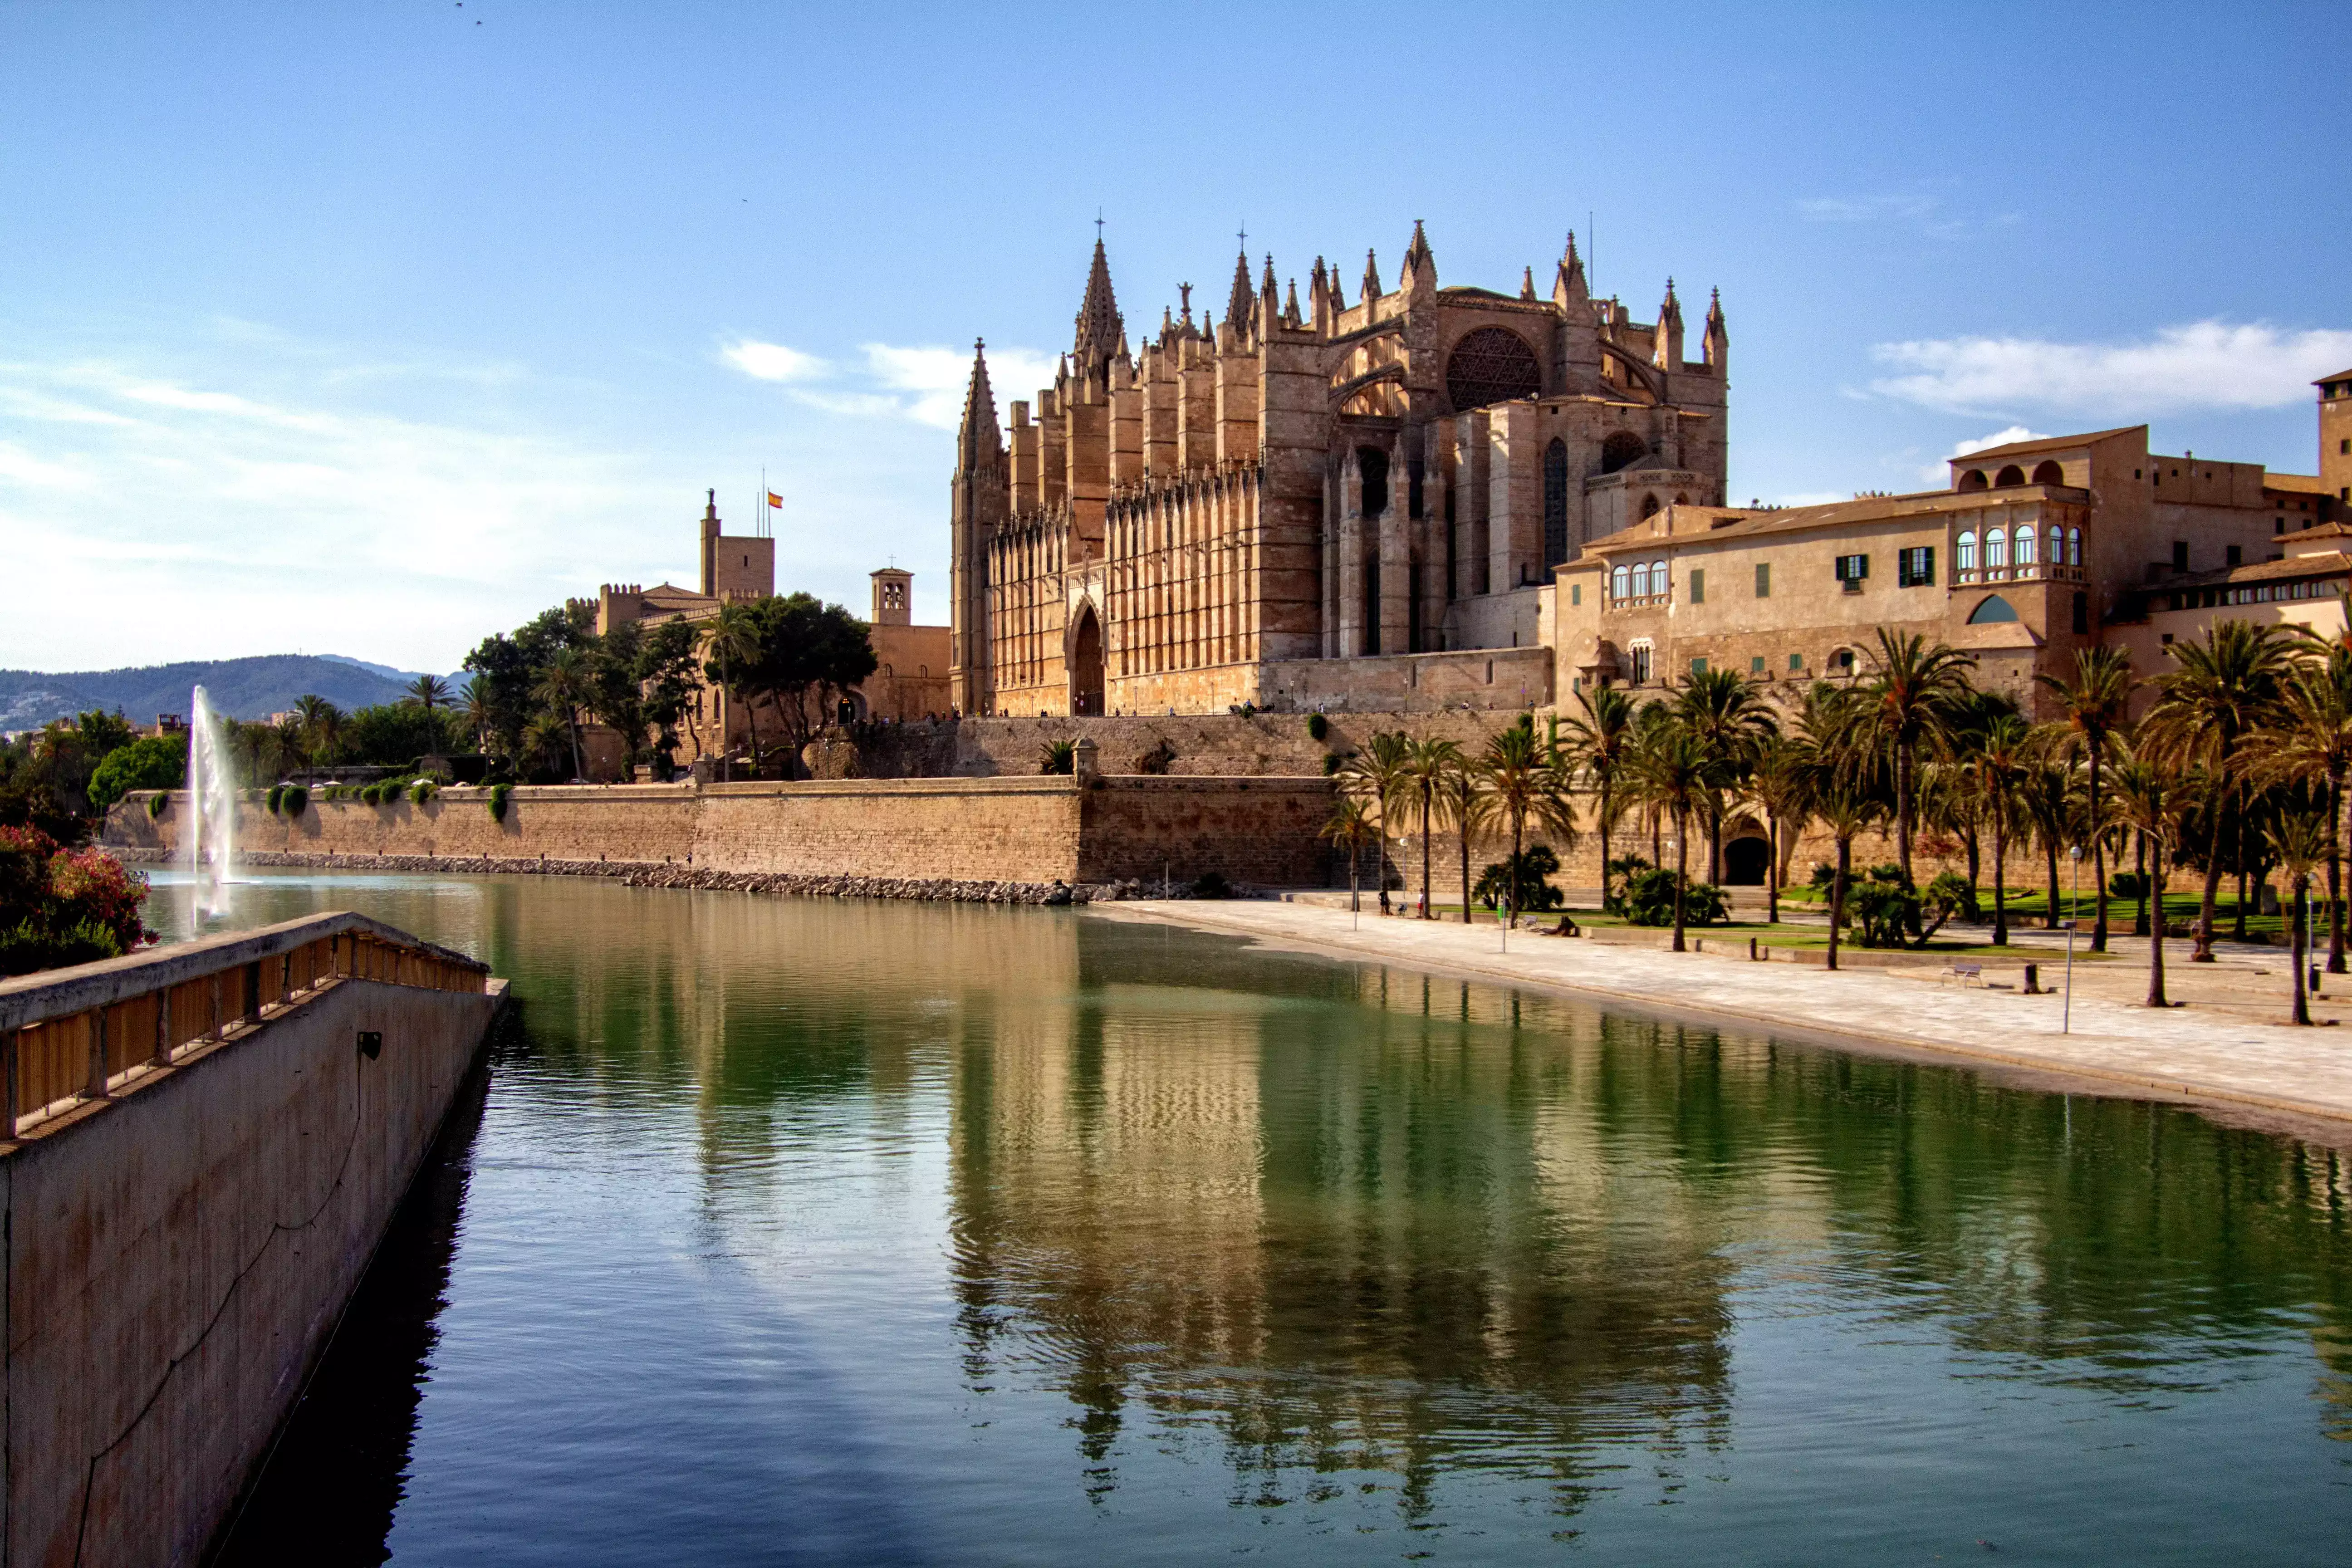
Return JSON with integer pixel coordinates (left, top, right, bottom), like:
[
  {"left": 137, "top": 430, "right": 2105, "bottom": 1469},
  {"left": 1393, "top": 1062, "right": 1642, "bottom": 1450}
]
[
  {"left": 1794, "top": 680, "right": 1883, "bottom": 972},
  {"left": 1401, "top": 738, "right": 1463, "bottom": 918},
  {"left": 1337, "top": 731, "right": 1415, "bottom": 913},
  {"left": 2259, "top": 644, "right": 2352, "bottom": 973},
  {"left": 405, "top": 673, "right": 450, "bottom": 712},
  {"left": 1861, "top": 628, "right": 1977, "bottom": 883},
  {"left": 460, "top": 675, "right": 495, "bottom": 756},
  {"left": 2037, "top": 646, "right": 2136, "bottom": 953},
  {"left": 2269, "top": 806, "right": 2329, "bottom": 1026},
  {"left": 1475, "top": 720, "right": 1576, "bottom": 927},
  {"left": 1671, "top": 666, "right": 1778, "bottom": 881},
  {"left": 1558, "top": 684, "right": 1636, "bottom": 912},
  {"left": 1320, "top": 796, "right": 1380, "bottom": 921},
  {"left": 1744, "top": 734, "right": 1813, "bottom": 925},
  {"left": 707, "top": 599, "right": 770, "bottom": 777},
  {"left": 534, "top": 647, "right": 592, "bottom": 781},
  {"left": 292, "top": 694, "right": 344, "bottom": 770},
  {"left": 2112, "top": 757, "right": 2181, "bottom": 1008},
  {"left": 2017, "top": 751, "right": 2078, "bottom": 931},
  {"left": 1813, "top": 767, "right": 1882, "bottom": 973},
  {"left": 1436, "top": 750, "right": 1488, "bottom": 926},
  {"left": 1971, "top": 714, "right": 2033, "bottom": 946},
  {"left": 2142, "top": 620, "right": 2298, "bottom": 961},
  {"left": 1627, "top": 724, "right": 1712, "bottom": 952}
]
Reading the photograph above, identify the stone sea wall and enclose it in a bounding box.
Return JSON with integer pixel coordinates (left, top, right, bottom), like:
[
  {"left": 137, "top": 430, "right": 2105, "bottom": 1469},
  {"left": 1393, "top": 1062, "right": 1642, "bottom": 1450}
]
[{"left": 105, "top": 774, "right": 1340, "bottom": 895}]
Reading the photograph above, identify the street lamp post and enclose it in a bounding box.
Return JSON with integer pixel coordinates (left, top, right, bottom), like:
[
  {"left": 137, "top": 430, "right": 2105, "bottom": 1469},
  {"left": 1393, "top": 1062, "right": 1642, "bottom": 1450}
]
[{"left": 2065, "top": 844, "right": 2082, "bottom": 1034}]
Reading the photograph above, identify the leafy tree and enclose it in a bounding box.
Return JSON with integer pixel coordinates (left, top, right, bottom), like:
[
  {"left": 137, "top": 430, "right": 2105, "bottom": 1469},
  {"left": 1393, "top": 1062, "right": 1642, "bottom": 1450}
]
[
  {"left": 706, "top": 598, "right": 772, "bottom": 775},
  {"left": 340, "top": 702, "right": 465, "bottom": 767},
  {"left": 1558, "top": 684, "right": 1636, "bottom": 914},
  {"left": 1968, "top": 713, "right": 2033, "bottom": 946},
  {"left": 1337, "top": 731, "right": 1415, "bottom": 913},
  {"left": 1620, "top": 867, "right": 1725, "bottom": 928},
  {"left": 1320, "top": 795, "right": 1380, "bottom": 916},
  {"left": 1474, "top": 719, "right": 1577, "bottom": 928},
  {"left": 1401, "top": 737, "right": 1463, "bottom": 918},
  {"left": 2269, "top": 806, "right": 2330, "bottom": 1026},
  {"left": 635, "top": 619, "right": 705, "bottom": 772},
  {"left": 1475, "top": 845, "right": 1565, "bottom": 914},
  {"left": 2257, "top": 643, "right": 2352, "bottom": 973},
  {"left": 534, "top": 647, "right": 593, "bottom": 781},
  {"left": 1861, "top": 628, "right": 1977, "bottom": 882},
  {"left": 1671, "top": 666, "right": 1777, "bottom": 881},
  {"left": 1626, "top": 722, "right": 1712, "bottom": 951},
  {"left": 404, "top": 673, "right": 450, "bottom": 712},
  {"left": 87, "top": 735, "right": 186, "bottom": 809}
]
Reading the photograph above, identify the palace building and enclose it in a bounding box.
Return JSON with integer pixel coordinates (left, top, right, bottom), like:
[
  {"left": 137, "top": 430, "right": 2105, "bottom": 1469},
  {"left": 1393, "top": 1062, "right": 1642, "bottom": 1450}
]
[{"left": 948, "top": 225, "right": 1730, "bottom": 717}]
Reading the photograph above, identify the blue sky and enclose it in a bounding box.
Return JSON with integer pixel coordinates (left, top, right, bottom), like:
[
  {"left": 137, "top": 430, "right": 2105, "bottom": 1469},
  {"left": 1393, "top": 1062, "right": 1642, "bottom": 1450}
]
[{"left": 4, "top": 0, "right": 2346, "bottom": 674}]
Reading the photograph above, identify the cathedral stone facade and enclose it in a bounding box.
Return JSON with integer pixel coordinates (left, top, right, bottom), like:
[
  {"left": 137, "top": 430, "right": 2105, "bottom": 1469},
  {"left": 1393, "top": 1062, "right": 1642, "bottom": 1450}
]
[{"left": 949, "top": 225, "right": 1729, "bottom": 717}]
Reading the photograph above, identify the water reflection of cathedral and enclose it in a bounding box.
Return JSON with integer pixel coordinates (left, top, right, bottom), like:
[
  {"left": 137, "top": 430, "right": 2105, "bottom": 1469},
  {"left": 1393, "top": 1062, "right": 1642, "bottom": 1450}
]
[{"left": 943, "top": 921, "right": 1738, "bottom": 1504}]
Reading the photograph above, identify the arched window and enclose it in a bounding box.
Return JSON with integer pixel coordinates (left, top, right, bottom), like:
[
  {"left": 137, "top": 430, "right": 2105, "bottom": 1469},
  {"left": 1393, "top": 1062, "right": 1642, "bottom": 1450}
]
[
  {"left": 1627, "top": 640, "right": 1654, "bottom": 684},
  {"left": 1958, "top": 469, "right": 1989, "bottom": 492},
  {"left": 1957, "top": 529, "right": 1979, "bottom": 574},
  {"left": 1986, "top": 527, "right": 2009, "bottom": 569},
  {"left": 2032, "top": 460, "right": 2065, "bottom": 486},
  {"left": 1612, "top": 564, "right": 1630, "bottom": 600},
  {"left": 1639, "top": 493, "right": 1662, "bottom": 520},
  {"left": 1833, "top": 647, "right": 1857, "bottom": 674},
  {"left": 1968, "top": 594, "right": 2020, "bottom": 624},
  {"left": 1542, "top": 438, "right": 1568, "bottom": 575},
  {"left": 2014, "top": 524, "right": 2037, "bottom": 567},
  {"left": 1631, "top": 562, "right": 1649, "bottom": 597},
  {"left": 2048, "top": 524, "right": 2063, "bottom": 567},
  {"left": 2067, "top": 527, "right": 2082, "bottom": 567},
  {"left": 1652, "top": 559, "right": 1668, "bottom": 596},
  {"left": 1996, "top": 465, "right": 2027, "bottom": 487},
  {"left": 1600, "top": 431, "right": 1648, "bottom": 474}
]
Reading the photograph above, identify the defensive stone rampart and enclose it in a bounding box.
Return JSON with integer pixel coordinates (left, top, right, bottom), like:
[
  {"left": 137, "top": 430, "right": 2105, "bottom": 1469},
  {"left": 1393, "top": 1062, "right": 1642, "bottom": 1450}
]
[
  {"left": 1, "top": 914, "right": 503, "bottom": 1568},
  {"left": 106, "top": 775, "right": 1343, "bottom": 892}
]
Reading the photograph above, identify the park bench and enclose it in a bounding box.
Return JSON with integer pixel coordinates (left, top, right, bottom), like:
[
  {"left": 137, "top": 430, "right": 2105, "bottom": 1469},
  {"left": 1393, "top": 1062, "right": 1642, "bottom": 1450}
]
[{"left": 1940, "top": 962, "right": 1985, "bottom": 987}]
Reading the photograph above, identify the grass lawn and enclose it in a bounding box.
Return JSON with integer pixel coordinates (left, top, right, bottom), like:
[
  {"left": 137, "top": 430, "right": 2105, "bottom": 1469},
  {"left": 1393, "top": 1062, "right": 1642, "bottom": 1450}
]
[{"left": 1380, "top": 902, "right": 2114, "bottom": 959}]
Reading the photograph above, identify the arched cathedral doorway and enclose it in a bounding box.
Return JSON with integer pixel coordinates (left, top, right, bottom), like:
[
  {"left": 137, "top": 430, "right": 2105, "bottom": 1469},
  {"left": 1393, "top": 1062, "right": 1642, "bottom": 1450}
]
[{"left": 1069, "top": 605, "right": 1105, "bottom": 716}]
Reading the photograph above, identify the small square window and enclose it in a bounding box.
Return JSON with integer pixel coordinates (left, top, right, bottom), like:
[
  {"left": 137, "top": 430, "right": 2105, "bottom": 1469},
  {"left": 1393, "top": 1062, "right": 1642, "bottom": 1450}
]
[{"left": 1690, "top": 657, "right": 1709, "bottom": 675}]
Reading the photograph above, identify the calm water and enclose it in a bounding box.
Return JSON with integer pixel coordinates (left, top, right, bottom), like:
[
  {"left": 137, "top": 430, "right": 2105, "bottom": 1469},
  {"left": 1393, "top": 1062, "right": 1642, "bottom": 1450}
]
[{"left": 144, "top": 870, "right": 2352, "bottom": 1564}]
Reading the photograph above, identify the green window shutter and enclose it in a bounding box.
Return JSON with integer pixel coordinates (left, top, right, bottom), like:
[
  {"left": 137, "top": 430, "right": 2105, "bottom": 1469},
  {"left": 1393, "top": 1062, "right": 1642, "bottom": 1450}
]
[
  {"left": 1690, "top": 657, "right": 1708, "bottom": 675},
  {"left": 1690, "top": 568, "right": 1705, "bottom": 604},
  {"left": 1754, "top": 562, "right": 1770, "bottom": 597}
]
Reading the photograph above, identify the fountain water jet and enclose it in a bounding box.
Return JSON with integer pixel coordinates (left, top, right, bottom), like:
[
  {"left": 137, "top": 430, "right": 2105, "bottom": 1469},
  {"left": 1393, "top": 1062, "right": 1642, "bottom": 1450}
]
[{"left": 186, "top": 685, "right": 239, "bottom": 917}]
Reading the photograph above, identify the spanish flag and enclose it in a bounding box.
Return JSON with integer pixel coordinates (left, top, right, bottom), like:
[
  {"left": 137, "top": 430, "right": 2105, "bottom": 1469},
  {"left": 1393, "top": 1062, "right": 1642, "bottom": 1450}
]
[{"left": 766, "top": 491, "right": 783, "bottom": 509}]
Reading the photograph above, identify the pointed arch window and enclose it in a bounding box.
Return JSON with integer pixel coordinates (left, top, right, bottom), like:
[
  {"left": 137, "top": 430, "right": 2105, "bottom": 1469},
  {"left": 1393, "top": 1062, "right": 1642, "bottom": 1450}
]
[
  {"left": 1968, "top": 594, "right": 2020, "bottom": 624},
  {"left": 1543, "top": 439, "right": 1569, "bottom": 577}
]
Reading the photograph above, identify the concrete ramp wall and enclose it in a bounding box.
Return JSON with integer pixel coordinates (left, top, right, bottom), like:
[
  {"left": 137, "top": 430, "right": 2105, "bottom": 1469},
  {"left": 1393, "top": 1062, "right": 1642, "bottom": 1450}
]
[{"left": 1, "top": 916, "right": 502, "bottom": 1568}]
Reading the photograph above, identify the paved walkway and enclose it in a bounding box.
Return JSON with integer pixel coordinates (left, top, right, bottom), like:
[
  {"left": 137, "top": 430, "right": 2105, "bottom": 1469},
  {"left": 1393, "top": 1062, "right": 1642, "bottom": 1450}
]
[{"left": 1096, "top": 900, "right": 2352, "bottom": 1130}]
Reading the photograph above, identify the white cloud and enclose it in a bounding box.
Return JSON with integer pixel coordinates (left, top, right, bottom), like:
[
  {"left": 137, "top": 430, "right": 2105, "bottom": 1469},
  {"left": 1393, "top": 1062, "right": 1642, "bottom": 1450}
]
[
  {"left": 724, "top": 338, "right": 1060, "bottom": 430},
  {"left": 1797, "top": 193, "right": 2019, "bottom": 240},
  {"left": 1870, "top": 321, "right": 2352, "bottom": 417},
  {"left": 0, "top": 350, "right": 674, "bottom": 671},
  {"left": 721, "top": 340, "right": 830, "bottom": 382},
  {"left": 1915, "top": 425, "right": 2048, "bottom": 484}
]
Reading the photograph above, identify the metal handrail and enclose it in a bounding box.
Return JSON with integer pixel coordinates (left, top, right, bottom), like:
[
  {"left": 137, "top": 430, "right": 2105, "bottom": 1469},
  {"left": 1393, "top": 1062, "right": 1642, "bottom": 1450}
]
[{"left": 0, "top": 911, "right": 489, "bottom": 1138}]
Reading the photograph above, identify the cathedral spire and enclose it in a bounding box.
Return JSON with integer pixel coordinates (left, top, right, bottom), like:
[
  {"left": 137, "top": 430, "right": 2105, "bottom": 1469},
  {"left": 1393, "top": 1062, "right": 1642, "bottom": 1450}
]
[
  {"left": 1072, "top": 237, "right": 1124, "bottom": 381},
  {"left": 1553, "top": 231, "right": 1589, "bottom": 307},
  {"left": 1400, "top": 220, "right": 1435, "bottom": 293},
  {"left": 1225, "top": 242, "right": 1254, "bottom": 336},
  {"left": 1283, "top": 277, "right": 1302, "bottom": 328},
  {"left": 1520, "top": 265, "right": 1536, "bottom": 301},
  {"left": 957, "top": 339, "right": 1001, "bottom": 467},
  {"left": 1361, "top": 248, "right": 1382, "bottom": 304},
  {"left": 1704, "top": 285, "right": 1729, "bottom": 373}
]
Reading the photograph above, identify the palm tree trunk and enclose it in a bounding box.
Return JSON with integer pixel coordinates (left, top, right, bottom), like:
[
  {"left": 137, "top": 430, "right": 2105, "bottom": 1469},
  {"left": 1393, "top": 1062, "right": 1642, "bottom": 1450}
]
[
  {"left": 2195, "top": 795, "right": 2226, "bottom": 961},
  {"left": 1964, "top": 826, "right": 1981, "bottom": 920},
  {"left": 1828, "top": 836, "right": 1850, "bottom": 972},
  {"left": 2293, "top": 875, "right": 2311, "bottom": 1025},
  {"left": 1651, "top": 804, "right": 1661, "bottom": 865},
  {"left": 1896, "top": 746, "right": 1914, "bottom": 884},
  {"left": 1672, "top": 806, "right": 1690, "bottom": 952},
  {"left": 2331, "top": 771, "right": 2346, "bottom": 974},
  {"left": 1597, "top": 781, "right": 1612, "bottom": 915},
  {"left": 1992, "top": 817, "right": 2009, "bottom": 947},
  {"left": 568, "top": 713, "right": 584, "bottom": 782},
  {"left": 1419, "top": 790, "right": 1433, "bottom": 918},
  {"left": 1458, "top": 792, "right": 1472, "bottom": 926},
  {"left": 2148, "top": 840, "right": 2170, "bottom": 1007},
  {"left": 2134, "top": 830, "right": 2150, "bottom": 937},
  {"left": 2089, "top": 751, "right": 2108, "bottom": 953},
  {"left": 2045, "top": 836, "right": 2062, "bottom": 931},
  {"left": 1766, "top": 815, "right": 1780, "bottom": 925},
  {"left": 1707, "top": 799, "right": 1722, "bottom": 886},
  {"left": 1509, "top": 808, "right": 1525, "bottom": 929}
]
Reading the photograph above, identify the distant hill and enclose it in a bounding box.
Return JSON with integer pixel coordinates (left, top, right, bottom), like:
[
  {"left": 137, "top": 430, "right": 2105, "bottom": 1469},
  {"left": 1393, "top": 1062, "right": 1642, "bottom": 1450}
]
[{"left": 0, "top": 656, "right": 430, "bottom": 731}]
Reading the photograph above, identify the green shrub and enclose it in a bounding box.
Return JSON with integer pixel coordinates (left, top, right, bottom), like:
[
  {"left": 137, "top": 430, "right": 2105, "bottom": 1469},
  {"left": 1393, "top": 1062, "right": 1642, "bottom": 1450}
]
[
  {"left": 2110, "top": 871, "right": 2149, "bottom": 901},
  {"left": 1306, "top": 713, "right": 1329, "bottom": 741},
  {"left": 265, "top": 784, "right": 285, "bottom": 815},
  {"left": 1321, "top": 752, "right": 1345, "bottom": 776},
  {"left": 1038, "top": 739, "right": 1077, "bottom": 776},
  {"left": 146, "top": 792, "right": 167, "bottom": 820},
  {"left": 409, "top": 779, "right": 436, "bottom": 806},
  {"left": 1842, "top": 866, "right": 1970, "bottom": 948},
  {"left": 1622, "top": 868, "right": 1727, "bottom": 927},
  {"left": 279, "top": 784, "right": 309, "bottom": 817},
  {"left": 1474, "top": 846, "right": 1564, "bottom": 913},
  {"left": 488, "top": 782, "right": 512, "bottom": 823}
]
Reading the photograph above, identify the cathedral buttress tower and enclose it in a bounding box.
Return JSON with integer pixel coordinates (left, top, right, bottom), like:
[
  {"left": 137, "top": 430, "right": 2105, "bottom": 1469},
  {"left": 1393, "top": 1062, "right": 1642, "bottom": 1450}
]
[{"left": 949, "top": 340, "right": 1006, "bottom": 714}]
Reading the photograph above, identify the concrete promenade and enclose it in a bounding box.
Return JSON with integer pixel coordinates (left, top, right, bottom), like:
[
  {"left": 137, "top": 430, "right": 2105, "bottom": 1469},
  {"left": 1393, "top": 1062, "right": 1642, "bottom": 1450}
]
[{"left": 1101, "top": 899, "right": 2352, "bottom": 1134}]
